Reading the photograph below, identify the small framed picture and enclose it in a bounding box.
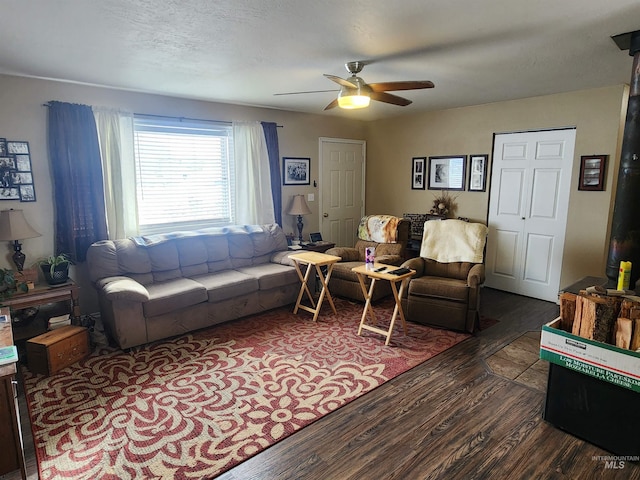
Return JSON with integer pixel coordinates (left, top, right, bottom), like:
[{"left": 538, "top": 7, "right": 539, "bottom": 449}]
[
  {"left": 411, "top": 157, "right": 426, "bottom": 190},
  {"left": 11, "top": 172, "right": 33, "bottom": 185},
  {"left": 283, "top": 157, "right": 310, "bottom": 185},
  {"left": 19, "top": 185, "right": 36, "bottom": 202},
  {"left": 428, "top": 155, "right": 467, "bottom": 191},
  {"left": 0, "top": 314, "right": 7, "bottom": 323},
  {"left": 0, "top": 156, "right": 16, "bottom": 170},
  {"left": 15, "top": 154, "right": 32, "bottom": 172},
  {"left": 0, "top": 139, "right": 6, "bottom": 156},
  {"left": 0, "top": 187, "right": 20, "bottom": 200},
  {"left": 468, "top": 154, "right": 489, "bottom": 192},
  {"left": 7, "top": 141, "right": 29, "bottom": 155},
  {"left": 578, "top": 155, "right": 607, "bottom": 191}
]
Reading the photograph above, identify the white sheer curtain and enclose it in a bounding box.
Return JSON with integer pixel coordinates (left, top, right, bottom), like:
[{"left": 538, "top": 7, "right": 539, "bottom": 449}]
[
  {"left": 92, "top": 107, "right": 139, "bottom": 239},
  {"left": 233, "top": 121, "right": 275, "bottom": 225}
]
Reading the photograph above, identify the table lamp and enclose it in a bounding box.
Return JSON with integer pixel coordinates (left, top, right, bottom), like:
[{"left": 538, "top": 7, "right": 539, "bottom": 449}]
[
  {"left": 0, "top": 209, "right": 41, "bottom": 271},
  {"left": 287, "top": 194, "right": 312, "bottom": 243}
]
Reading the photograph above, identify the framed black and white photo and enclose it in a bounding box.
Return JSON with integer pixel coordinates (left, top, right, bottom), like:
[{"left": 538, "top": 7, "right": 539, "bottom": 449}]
[
  {"left": 283, "top": 157, "right": 310, "bottom": 185},
  {"left": 19, "top": 184, "right": 36, "bottom": 202},
  {"left": 578, "top": 155, "right": 607, "bottom": 191},
  {"left": 0, "top": 138, "right": 6, "bottom": 156},
  {"left": 0, "top": 187, "right": 19, "bottom": 200},
  {"left": 11, "top": 172, "right": 32, "bottom": 185},
  {"left": 428, "top": 155, "right": 467, "bottom": 191},
  {"left": 15, "top": 154, "right": 32, "bottom": 172},
  {"left": 411, "top": 157, "right": 426, "bottom": 190},
  {"left": 468, "top": 154, "right": 489, "bottom": 192},
  {"left": 0, "top": 156, "right": 15, "bottom": 170},
  {"left": 6, "top": 141, "right": 29, "bottom": 155}
]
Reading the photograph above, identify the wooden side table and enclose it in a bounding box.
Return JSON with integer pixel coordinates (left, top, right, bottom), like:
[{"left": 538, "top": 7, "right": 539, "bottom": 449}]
[
  {"left": 289, "top": 251, "right": 341, "bottom": 322},
  {"left": 352, "top": 263, "right": 415, "bottom": 345},
  {"left": 0, "top": 308, "right": 27, "bottom": 480},
  {"left": 4, "top": 280, "right": 80, "bottom": 343}
]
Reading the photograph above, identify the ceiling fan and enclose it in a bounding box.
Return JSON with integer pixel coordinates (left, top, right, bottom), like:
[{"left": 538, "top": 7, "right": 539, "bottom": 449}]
[{"left": 275, "top": 61, "right": 434, "bottom": 110}]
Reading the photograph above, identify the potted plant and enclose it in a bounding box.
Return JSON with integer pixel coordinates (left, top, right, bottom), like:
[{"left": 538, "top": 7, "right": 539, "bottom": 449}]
[
  {"left": 0, "top": 267, "right": 28, "bottom": 300},
  {"left": 37, "top": 254, "right": 73, "bottom": 285}
]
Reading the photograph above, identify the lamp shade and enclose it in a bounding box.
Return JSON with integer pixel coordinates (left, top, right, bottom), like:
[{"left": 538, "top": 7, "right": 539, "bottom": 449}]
[
  {"left": 0, "top": 209, "right": 41, "bottom": 240},
  {"left": 337, "top": 76, "right": 371, "bottom": 109},
  {"left": 338, "top": 87, "right": 371, "bottom": 109},
  {"left": 287, "top": 195, "right": 312, "bottom": 216}
]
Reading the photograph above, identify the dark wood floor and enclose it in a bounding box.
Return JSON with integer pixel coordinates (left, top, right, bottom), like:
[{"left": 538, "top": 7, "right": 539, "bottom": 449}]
[{"left": 7, "top": 288, "right": 640, "bottom": 479}]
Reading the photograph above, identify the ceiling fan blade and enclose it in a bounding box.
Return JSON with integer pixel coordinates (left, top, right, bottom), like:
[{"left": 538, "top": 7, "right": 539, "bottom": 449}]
[
  {"left": 368, "top": 81, "right": 434, "bottom": 92},
  {"left": 324, "top": 74, "right": 356, "bottom": 89},
  {"left": 324, "top": 98, "right": 339, "bottom": 110},
  {"left": 274, "top": 89, "right": 338, "bottom": 96},
  {"left": 370, "top": 91, "right": 412, "bottom": 106}
]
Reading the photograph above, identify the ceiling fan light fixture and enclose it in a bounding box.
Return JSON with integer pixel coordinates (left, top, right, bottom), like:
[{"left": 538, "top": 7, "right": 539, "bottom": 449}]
[{"left": 337, "top": 86, "right": 370, "bottom": 109}]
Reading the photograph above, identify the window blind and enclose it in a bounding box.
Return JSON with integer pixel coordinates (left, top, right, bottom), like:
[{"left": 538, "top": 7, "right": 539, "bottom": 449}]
[{"left": 133, "top": 116, "right": 234, "bottom": 235}]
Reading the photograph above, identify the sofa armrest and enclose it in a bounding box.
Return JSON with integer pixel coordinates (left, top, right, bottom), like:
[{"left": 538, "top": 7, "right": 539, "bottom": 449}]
[
  {"left": 401, "top": 257, "right": 425, "bottom": 277},
  {"left": 376, "top": 254, "right": 403, "bottom": 266},
  {"left": 467, "top": 264, "right": 485, "bottom": 287},
  {"left": 96, "top": 276, "right": 150, "bottom": 303},
  {"left": 271, "top": 251, "right": 296, "bottom": 266},
  {"left": 325, "top": 247, "right": 360, "bottom": 262}
]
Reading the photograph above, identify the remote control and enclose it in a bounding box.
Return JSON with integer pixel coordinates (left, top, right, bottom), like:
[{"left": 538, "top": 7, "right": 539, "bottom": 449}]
[
  {"left": 374, "top": 266, "right": 387, "bottom": 272},
  {"left": 390, "top": 267, "right": 411, "bottom": 275}
]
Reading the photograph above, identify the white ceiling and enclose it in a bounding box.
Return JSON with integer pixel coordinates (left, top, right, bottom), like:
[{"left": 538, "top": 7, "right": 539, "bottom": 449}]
[{"left": 1, "top": 0, "right": 639, "bottom": 121}]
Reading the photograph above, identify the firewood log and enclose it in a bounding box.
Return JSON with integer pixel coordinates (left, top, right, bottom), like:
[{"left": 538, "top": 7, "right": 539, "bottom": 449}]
[
  {"left": 615, "top": 318, "right": 633, "bottom": 349},
  {"left": 576, "top": 295, "right": 618, "bottom": 343},
  {"left": 559, "top": 292, "right": 576, "bottom": 332},
  {"left": 632, "top": 318, "right": 640, "bottom": 351}
]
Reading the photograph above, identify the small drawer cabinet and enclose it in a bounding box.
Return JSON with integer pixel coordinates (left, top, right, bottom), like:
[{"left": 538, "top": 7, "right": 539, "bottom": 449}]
[{"left": 27, "top": 325, "right": 90, "bottom": 375}]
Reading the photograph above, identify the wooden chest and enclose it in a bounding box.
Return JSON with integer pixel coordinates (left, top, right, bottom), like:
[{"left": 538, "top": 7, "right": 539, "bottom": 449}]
[{"left": 26, "top": 326, "right": 90, "bottom": 375}]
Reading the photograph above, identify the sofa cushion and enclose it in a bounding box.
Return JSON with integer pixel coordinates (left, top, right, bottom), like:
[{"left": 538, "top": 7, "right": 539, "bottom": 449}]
[
  {"left": 408, "top": 276, "right": 469, "bottom": 303},
  {"left": 143, "top": 278, "right": 208, "bottom": 317},
  {"left": 236, "top": 263, "right": 298, "bottom": 290},
  {"left": 191, "top": 270, "right": 258, "bottom": 302}
]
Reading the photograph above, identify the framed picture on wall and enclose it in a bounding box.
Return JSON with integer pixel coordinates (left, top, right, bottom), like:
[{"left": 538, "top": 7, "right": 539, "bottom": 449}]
[
  {"left": 578, "top": 155, "right": 607, "bottom": 191},
  {"left": 427, "top": 155, "right": 467, "bottom": 191},
  {"left": 411, "top": 157, "right": 426, "bottom": 190},
  {"left": 6, "top": 141, "right": 29, "bottom": 155},
  {"left": 468, "top": 154, "right": 489, "bottom": 192},
  {"left": 282, "top": 157, "right": 310, "bottom": 185}
]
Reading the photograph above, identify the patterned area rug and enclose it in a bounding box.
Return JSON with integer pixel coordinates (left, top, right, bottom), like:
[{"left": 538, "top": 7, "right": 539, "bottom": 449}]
[{"left": 22, "top": 298, "right": 475, "bottom": 480}]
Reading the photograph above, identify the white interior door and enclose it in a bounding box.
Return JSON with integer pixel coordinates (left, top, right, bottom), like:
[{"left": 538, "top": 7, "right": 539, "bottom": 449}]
[
  {"left": 485, "top": 128, "right": 576, "bottom": 302},
  {"left": 319, "top": 138, "right": 366, "bottom": 247}
]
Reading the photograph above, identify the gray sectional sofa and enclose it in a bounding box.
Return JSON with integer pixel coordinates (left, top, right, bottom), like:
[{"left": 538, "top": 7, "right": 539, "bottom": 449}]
[{"left": 86, "top": 224, "right": 300, "bottom": 349}]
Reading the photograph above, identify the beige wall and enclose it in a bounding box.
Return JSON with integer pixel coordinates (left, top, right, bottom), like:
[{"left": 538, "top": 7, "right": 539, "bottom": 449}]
[
  {"left": 0, "top": 74, "right": 366, "bottom": 312},
  {"left": 0, "top": 72, "right": 628, "bottom": 313},
  {"left": 365, "top": 85, "right": 628, "bottom": 289}
]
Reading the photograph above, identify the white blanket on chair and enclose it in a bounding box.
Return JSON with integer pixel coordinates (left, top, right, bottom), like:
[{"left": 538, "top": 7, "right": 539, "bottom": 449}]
[{"left": 420, "top": 219, "right": 488, "bottom": 263}]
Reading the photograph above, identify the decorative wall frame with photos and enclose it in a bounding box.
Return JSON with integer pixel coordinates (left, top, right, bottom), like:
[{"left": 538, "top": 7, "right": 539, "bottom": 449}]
[
  {"left": 0, "top": 139, "right": 36, "bottom": 202},
  {"left": 427, "top": 155, "right": 467, "bottom": 191}
]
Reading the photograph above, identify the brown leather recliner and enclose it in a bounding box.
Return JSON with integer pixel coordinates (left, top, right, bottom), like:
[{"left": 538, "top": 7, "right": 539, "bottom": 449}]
[
  {"left": 325, "top": 216, "right": 410, "bottom": 302},
  {"left": 400, "top": 219, "right": 488, "bottom": 333}
]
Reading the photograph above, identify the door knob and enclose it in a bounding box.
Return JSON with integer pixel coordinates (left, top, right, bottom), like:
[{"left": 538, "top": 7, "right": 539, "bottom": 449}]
[
  {"left": 521, "top": 217, "right": 525, "bottom": 220},
  {"left": 323, "top": 213, "right": 328, "bottom": 217}
]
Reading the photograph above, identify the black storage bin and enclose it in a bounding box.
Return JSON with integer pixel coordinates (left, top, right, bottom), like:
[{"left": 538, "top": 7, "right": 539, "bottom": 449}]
[{"left": 544, "top": 363, "right": 640, "bottom": 456}]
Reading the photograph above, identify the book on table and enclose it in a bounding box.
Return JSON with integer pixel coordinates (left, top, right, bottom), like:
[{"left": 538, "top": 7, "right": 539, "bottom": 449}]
[{"left": 0, "top": 345, "right": 18, "bottom": 365}]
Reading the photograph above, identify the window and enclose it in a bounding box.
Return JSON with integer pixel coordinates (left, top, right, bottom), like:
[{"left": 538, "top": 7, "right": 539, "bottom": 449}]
[{"left": 133, "top": 115, "right": 234, "bottom": 235}]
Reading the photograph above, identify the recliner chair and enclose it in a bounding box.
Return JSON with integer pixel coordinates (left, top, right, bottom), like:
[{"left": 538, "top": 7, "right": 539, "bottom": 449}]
[
  {"left": 400, "top": 219, "right": 488, "bottom": 333},
  {"left": 325, "top": 215, "right": 410, "bottom": 302}
]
